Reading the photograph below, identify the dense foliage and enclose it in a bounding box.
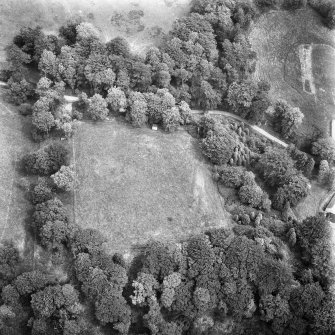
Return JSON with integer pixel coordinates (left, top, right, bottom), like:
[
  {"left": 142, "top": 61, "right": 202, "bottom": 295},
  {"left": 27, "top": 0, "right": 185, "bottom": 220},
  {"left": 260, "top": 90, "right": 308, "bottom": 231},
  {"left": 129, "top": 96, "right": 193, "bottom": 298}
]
[{"left": 2, "top": 1, "right": 335, "bottom": 334}]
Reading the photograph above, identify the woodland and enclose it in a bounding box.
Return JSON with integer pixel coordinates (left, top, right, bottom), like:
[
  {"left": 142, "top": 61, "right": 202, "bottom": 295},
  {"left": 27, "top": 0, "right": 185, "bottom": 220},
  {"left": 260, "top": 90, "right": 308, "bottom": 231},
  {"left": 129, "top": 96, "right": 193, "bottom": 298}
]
[{"left": 0, "top": 0, "right": 335, "bottom": 334}]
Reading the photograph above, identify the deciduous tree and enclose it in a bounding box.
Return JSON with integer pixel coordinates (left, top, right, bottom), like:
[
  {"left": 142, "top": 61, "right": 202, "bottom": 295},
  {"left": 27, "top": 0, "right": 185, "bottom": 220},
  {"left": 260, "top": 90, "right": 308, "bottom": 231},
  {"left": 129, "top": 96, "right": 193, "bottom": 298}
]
[
  {"left": 106, "top": 87, "right": 127, "bottom": 113},
  {"left": 273, "top": 100, "right": 304, "bottom": 139},
  {"left": 127, "top": 91, "right": 148, "bottom": 127},
  {"left": 51, "top": 165, "right": 75, "bottom": 191},
  {"left": 312, "top": 137, "right": 335, "bottom": 163},
  {"left": 6, "top": 78, "right": 34, "bottom": 105},
  {"left": 87, "top": 94, "right": 108, "bottom": 121},
  {"left": 162, "top": 107, "right": 182, "bottom": 132},
  {"left": 201, "top": 127, "right": 238, "bottom": 165}
]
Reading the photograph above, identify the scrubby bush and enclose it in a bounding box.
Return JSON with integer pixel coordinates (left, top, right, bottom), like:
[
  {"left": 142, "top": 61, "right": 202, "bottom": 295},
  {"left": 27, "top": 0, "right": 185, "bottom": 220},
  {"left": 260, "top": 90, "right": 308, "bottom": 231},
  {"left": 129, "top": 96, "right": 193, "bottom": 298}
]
[
  {"left": 273, "top": 100, "right": 304, "bottom": 139},
  {"left": 141, "top": 241, "right": 178, "bottom": 281},
  {"left": 106, "top": 87, "right": 127, "bottom": 113},
  {"left": 6, "top": 78, "right": 34, "bottom": 105},
  {"left": 13, "top": 271, "right": 52, "bottom": 296},
  {"left": 51, "top": 165, "right": 75, "bottom": 191},
  {"left": 95, "top": 288, "right": 131, "bottom": 332},
  {"left": 201, "top": 127, "right": 238, "bottom": 165},
  {"left": 87, "top": 94, "right": 108, "bottom": 121},
  {"left": 257, "top": 147, "right": 296, "bottom": 187},
  {"left": 227, "top": 80, "right": 257, "bottom": 117},
  {"left": 178, "top": 101, "right": 193, "bottom": 125},
  {"left": 127, "top": 91, "right": 148, "bottom": 127},
  {"left": 31, "top": 178, "right": 53, "bottom": 204},
  {"left": 273, "top": 174, "right": 310, "bottom": 210},
  {"left": 18, "top": 103, "right": 33, "bottom": 116},
  {"left": 162, "top": 107, "right": 182, "bottom": 132},
  {"left": 312, "top": 137, "right": 335, "bottom": 163},
  {"left": 288, "top": 145, "right": 315, "bottom": 177},
  {"left": 239, "top": 183, "right": 263, "bottom": 208},
  {"left": 217, "top": 165, "right": 244, "bottom": 188}
]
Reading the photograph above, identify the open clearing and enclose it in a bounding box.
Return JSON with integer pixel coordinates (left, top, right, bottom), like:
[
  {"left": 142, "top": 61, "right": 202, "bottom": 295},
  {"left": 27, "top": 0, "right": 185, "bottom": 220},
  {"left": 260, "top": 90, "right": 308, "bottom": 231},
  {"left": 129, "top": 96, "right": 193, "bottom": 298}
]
[
  {"left": 0, "top": 0, "right": 191, "bottom": 60},
  {"left": 73, "top": 119, "right": 229, "bottom": 255},
  {"left": 250, "top": 8, "right": 335, "bottom": 145},
  {"left": 0, "top": 95, "right": 37, "bottom": 257},
  {"left": 294, "top": 181, "right": 328, "bottom": 221}
]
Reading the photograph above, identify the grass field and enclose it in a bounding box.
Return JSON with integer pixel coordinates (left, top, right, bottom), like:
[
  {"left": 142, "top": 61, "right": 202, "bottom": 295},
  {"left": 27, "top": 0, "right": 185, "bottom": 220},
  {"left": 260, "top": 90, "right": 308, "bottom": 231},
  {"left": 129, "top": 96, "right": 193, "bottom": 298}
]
[
  {"left": 0, "top": 94, "right": 37, "bottom": 258},
  {"left": 73, "top": 119, "right": 229, "bottom": 257},
  {"left": 0, "top": 0, "right": 191, "bottom": 60},
  {"left": 249, "top": 8, "right": 335, "bottom": 146}
]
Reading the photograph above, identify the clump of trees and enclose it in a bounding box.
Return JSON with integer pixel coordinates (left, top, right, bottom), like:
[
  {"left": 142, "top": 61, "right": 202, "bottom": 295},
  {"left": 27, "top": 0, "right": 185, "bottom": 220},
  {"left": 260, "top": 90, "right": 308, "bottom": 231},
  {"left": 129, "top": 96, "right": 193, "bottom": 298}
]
[
  {"left": 87, "top": 94, "right": 109, "bottom": 121},
  {"left": 5, "top": 77, "right": 34, "bottom": 105},
  {"left": 218, "top": 165, "right": 271, "bottom": 211},
  {"left": 201, "top": 125, "right": 239, "bottom": 165},
  {"left": 106, "top": 87, "right": 127, "bottom": 113},
  {"left": 273, "top": 100, "right": 304, "bottom": 139},
  {"left": 31, "top": 178, "right": 53, "bottom": 204},
  {"left": 294, "top": 214, "right": 334, "bottom": 287},
  {"left": 288, "top": 145, "right": 315, "bottom": 177},
  {"left": 51, "top": 165, "right": 76, "bottom": 192},
  {"left": 311, "top": 137, "right": 335, "bottom": 163},
  {"left": 257, "top": 147, "right": 310, "bottom": 210},
  {"left": 22, "top": 143, "right": 69, "bottom": 176}
]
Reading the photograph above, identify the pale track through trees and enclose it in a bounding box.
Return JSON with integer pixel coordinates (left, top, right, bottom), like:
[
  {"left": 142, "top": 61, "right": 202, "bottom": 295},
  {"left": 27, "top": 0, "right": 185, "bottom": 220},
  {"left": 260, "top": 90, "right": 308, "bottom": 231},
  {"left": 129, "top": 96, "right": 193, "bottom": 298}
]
[{"left": 191, "top": 109, "right": 288, "bottom": 147}]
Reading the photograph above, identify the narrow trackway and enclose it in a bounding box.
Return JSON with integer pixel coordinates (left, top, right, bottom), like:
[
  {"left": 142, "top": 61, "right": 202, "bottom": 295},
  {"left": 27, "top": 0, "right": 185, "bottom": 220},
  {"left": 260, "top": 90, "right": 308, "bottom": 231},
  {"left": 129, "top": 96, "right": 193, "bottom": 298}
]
[
  {"left": 0, "top": 89, "right": 289, "bottom": 147},
  {"left": 66, "top": 95, "right": 291, "bottom": 147},
  {"left": 191, "top": 109, "right": 288, "bottom": 148}
]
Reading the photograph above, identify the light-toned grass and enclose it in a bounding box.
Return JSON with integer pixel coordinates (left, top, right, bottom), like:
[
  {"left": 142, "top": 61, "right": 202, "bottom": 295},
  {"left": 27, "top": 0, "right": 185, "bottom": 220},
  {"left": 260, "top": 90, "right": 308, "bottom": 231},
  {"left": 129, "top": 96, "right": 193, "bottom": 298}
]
[
  {"left": 73, "top": 119, "right": 230, "bottom": 256},
  {"left": 249, "top": 8, "right": 335, "bottom": 142},
  {"left": 294, "top": 181, "right": 328, "bottom": 221}
]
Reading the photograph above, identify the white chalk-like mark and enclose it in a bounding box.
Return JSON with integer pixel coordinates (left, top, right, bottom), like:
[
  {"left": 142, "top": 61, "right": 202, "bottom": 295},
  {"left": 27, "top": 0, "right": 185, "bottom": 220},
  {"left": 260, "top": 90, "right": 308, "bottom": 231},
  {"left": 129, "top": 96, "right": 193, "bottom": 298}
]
[{"left": 298, "top": 44, "right": 316, "bottom": 95}]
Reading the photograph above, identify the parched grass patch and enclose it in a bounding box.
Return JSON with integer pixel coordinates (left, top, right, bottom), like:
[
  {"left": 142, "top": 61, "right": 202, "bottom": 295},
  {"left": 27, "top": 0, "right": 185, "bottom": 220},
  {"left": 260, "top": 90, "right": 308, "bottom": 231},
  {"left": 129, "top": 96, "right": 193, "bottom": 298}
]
[
  {"left": 73, "top": 119, "right": 229, "bottom": 255},
  {"left": 250, "top": 8, "right": 335, "bottom": 143},
  {"left": 0, "top": 0, "right": 191, "bottom": 60},
  {"left": 0, "top": 100, "right": 37, "bottom": 255},
  {"left": 294, "top": 181, "right": 328, "bottom": 221},
  {"left": 312, "top": 44, "right": 335, "bottom": 102}
]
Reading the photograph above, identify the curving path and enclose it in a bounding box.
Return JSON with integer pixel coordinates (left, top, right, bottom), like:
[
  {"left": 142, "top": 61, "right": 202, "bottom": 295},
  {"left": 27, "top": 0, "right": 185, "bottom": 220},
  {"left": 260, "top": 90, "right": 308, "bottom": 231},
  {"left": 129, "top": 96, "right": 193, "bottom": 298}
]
[
  {"left": 191, "top": 109, "right": 288, "bottom": 148},
  {"left": 0, "top": 89, "right": 289, "bottom": 148}
]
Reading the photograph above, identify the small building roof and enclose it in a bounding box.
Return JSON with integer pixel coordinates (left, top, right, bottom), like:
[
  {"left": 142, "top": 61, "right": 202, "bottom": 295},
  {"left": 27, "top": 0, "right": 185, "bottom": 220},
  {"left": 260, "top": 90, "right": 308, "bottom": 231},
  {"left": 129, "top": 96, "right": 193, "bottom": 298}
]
[
  {"left": 326, "top": 195, "right": 335, "bottom": 215},
  {"left": 64, "top": 95, "right": 79, "bottom": 103},
  {"left": 331, "top": 119, "right": 335, "bottom": 139}
]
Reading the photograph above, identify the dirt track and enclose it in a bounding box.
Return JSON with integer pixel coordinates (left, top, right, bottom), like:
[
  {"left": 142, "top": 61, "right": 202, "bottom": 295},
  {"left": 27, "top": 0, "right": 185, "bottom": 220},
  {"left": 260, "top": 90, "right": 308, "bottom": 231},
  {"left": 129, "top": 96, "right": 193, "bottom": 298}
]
[{"left": 191, "top": 109, "right": 288, "bottom": 148}]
